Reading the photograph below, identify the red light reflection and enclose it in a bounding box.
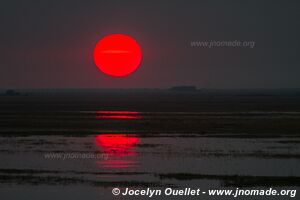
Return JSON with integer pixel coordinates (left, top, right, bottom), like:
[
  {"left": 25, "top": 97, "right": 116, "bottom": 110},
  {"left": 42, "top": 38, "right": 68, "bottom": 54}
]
[
  {"left": 96, "top": 115, "right": 141, "bottom": 119},
  {"left": 96, "top": 111, "right": 140, "bottom": 115},
  {"left": 95, "top": 134, "right": 140, "bottom": 169},
  {"left": 96, "top": 110, "right": 141, "bottom": 119}
]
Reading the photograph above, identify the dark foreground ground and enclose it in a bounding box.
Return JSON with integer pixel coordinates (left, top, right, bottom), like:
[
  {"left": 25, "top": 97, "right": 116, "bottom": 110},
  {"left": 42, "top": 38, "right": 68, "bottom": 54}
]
[
  {"left": 0, "top": 90, "right": 299, "bottom": 199},
  {"left": 1, "top": 90, "right": 300, "bottom": 135}
]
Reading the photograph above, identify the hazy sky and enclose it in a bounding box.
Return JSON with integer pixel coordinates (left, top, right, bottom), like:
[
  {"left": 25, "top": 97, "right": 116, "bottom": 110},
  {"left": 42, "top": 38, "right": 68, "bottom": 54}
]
[{"left": 0, "top": 0, "right": 299, "bottom": 89}]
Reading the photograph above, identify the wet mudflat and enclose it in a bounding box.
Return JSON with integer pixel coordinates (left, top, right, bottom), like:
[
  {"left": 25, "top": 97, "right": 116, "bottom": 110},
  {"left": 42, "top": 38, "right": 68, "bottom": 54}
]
[{"left": 0, "top": 92, "right": 299, "bottom": 199}]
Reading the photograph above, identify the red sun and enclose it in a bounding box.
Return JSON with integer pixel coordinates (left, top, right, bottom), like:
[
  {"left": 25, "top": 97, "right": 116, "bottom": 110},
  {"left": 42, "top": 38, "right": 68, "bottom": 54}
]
[{"left": 93, "top": 34, "right": 142, "bottom": 77}]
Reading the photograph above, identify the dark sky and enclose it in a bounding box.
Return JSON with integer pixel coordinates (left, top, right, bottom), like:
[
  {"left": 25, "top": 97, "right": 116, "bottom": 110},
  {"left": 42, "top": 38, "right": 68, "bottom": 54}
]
[{"left": 0, "top": 0, "right": 299, "bottom": 89}]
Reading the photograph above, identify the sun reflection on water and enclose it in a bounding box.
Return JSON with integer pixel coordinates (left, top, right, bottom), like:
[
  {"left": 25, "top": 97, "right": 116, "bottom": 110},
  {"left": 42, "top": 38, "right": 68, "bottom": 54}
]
[{"left": 95, "top": 134, "right": 140, "bottom": 169}]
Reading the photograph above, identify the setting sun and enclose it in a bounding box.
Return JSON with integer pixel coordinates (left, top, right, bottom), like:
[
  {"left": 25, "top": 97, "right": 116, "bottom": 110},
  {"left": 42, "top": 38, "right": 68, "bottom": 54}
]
[{"left": 93, "top": 34, "right": 142, "bottom": 77}]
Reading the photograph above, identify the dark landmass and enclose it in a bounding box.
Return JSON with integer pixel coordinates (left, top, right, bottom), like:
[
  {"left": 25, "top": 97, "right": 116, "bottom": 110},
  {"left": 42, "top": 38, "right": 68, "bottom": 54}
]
[{"left": 0, "top": 89, "right": 300, "bottom": 136}]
